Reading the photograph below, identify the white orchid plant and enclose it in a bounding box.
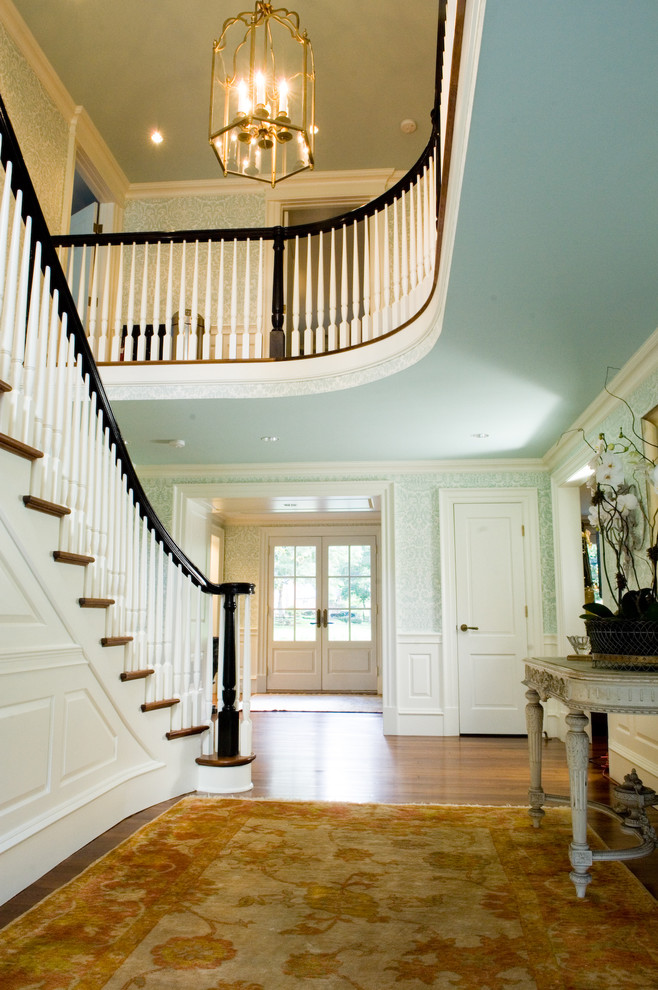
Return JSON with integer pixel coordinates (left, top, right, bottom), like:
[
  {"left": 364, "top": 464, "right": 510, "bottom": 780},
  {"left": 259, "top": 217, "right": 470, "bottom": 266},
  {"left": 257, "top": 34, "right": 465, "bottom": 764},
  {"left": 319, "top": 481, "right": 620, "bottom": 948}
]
[{"left": 581, "top": 404, "right": 658, "bottom": 622}]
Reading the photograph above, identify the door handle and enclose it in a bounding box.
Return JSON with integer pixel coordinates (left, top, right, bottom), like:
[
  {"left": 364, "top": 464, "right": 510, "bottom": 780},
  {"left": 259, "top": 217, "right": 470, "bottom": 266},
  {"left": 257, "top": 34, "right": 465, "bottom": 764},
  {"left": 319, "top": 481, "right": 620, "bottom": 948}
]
[
  {"left": 459, "top": 623, "right": 479, "bottom": 631},
  {"left": 316, "top": 608, "right": 321, "bottom": 627},
  {"left": 322, "top": 608, "right": 328, "bottom": 628}
]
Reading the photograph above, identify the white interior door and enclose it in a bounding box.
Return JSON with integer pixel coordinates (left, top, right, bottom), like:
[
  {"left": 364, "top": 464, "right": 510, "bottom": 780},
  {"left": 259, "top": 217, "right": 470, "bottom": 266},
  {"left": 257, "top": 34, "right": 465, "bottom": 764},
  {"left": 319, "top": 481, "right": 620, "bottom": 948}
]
[
  {"left": 267, "top": 535, "right": 378, "bottom": 692},
  {"left": 454, "top": 502, "right": 529, "bottom": 733}
]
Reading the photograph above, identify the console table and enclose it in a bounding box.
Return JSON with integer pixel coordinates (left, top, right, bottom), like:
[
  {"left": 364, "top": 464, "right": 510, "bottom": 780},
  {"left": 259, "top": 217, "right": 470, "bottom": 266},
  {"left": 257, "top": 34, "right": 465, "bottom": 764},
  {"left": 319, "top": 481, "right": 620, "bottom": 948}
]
[{"left": 523, "top": 655, "right": 658, "bottom": 897}]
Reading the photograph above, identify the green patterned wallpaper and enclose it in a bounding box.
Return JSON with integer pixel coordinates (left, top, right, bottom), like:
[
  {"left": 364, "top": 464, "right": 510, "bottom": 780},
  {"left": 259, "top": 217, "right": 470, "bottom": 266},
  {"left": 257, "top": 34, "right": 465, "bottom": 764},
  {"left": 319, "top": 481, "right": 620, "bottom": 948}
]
[{"left": 0, "top": 22, "right": 69, "bottom": 233}]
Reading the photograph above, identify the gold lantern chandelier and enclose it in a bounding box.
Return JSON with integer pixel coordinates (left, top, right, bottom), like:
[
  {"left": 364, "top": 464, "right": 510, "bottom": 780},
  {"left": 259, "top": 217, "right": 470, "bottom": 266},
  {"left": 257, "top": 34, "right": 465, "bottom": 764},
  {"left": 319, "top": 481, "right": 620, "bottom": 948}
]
[{"left": 209, "top": 1, "right": 315, "bottom": 187}]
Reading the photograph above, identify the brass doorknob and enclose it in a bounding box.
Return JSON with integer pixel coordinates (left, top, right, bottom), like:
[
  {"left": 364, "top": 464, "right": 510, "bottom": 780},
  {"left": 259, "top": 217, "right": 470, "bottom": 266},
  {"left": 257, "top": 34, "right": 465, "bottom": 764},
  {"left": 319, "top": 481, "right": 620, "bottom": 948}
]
[{"left": 459, "top": 623, "right": 479, "bottom": 631}]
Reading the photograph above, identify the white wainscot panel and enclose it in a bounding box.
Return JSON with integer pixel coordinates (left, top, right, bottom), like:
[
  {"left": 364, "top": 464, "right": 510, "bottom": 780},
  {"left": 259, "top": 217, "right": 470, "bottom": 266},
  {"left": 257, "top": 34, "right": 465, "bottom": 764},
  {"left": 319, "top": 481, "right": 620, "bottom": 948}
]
[
  {"left": 609, "top": 713, "right": 658, "bottom": 792},
  {"left": 0, "top": 698, "right": 53, "bottom": 813},
  {"left": 397, "top": 636, "right": 442, "bottom": 712},
  {"left": 62, "top": 690, "right": 119, "bottom": 784},
  {"left": 0, "top": 521, "right": 74, "bottom": 654}
]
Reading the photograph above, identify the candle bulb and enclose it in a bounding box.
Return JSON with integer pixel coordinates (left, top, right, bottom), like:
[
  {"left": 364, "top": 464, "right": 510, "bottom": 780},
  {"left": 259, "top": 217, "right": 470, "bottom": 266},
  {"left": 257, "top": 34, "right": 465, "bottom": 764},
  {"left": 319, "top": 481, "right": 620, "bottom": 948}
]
[
  {"left": 255, "top": 70, "right": 266, "bottom": 108},
  {"left": 277, "top": 79, "right": 289, "bottom": 119},
  {"left": 237, "top": 79, "right": 249, "bottom": 116}
]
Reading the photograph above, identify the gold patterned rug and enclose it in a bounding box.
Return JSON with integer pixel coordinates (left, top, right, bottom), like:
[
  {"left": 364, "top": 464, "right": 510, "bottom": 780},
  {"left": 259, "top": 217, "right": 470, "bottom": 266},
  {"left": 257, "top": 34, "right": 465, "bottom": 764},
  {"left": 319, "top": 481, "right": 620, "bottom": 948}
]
[{"left": 1, "top": 798, "right": 658, "bottom": 989}]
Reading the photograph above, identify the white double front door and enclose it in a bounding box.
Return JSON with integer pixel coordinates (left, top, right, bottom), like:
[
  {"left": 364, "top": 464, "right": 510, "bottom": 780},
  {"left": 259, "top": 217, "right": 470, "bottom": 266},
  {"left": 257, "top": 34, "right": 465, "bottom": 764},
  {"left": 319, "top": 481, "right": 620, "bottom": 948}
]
[{"left": 266, "top": 535, "right": 378, "bottom": 692}]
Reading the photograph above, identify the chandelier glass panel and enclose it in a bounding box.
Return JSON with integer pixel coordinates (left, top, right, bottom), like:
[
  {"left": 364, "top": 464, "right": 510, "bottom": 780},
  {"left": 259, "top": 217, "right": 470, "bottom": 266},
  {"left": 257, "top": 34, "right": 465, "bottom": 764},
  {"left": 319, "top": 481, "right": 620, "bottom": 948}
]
[{"left": 210, "top": 1, "right": 315, "bottom": 186}]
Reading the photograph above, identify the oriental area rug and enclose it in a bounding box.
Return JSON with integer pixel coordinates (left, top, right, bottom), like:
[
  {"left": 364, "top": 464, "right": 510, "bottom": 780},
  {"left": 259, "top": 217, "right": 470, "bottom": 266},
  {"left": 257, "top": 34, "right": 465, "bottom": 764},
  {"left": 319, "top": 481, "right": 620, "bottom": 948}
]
[{"left": 1, "top": 799, "right": 658, "bottom": 990}]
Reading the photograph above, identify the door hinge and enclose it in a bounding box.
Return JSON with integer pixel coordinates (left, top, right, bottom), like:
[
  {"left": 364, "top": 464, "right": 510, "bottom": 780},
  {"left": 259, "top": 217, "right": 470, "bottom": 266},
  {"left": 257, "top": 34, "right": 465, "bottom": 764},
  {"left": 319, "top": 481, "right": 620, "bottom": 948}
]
[
  {"left": 521, "top": 525, "right": 525, "bottom": 537},
  {"left": 525, "top": 605, "right": 528, "bottom": 617}
]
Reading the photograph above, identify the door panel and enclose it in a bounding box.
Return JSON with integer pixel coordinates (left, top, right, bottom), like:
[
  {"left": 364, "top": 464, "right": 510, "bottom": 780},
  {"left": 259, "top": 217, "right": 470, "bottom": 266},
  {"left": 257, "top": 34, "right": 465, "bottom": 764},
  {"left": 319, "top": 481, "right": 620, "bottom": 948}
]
[
  {"left": 267, "top": 535, "right": 378, "bottom": 692},
  {"left": 454, "top": 502, "right": 528, "bottom": 734}
]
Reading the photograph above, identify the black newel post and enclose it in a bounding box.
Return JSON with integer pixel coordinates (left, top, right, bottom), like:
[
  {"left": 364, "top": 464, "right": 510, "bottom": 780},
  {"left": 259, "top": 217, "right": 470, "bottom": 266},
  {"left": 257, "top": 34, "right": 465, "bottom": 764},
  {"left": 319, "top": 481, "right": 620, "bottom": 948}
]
[
  {"left": 216, "top": 581, "right": 255, "bottom": 758},
  {"left": 269, "top": 226, "right": 286, "bottom": 359}
]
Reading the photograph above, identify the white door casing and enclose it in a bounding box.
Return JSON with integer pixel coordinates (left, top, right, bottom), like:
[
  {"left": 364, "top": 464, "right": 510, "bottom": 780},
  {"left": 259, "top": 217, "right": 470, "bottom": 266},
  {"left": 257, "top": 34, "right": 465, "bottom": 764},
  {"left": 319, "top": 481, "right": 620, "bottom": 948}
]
[{"left": 439, "top": 488, "right": 544, "bottom": 736}]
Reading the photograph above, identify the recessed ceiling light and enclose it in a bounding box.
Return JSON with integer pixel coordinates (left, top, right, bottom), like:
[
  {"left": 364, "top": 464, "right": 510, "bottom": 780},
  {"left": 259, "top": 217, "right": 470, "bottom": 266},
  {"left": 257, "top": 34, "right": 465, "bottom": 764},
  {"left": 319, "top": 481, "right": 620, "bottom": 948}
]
[
  {"left": 168, "top": 439, "right": 185, "bottom": 448},
  {"left": 400, "top": 118, "right": 417, "bottom": 134},
  {"left": 472, "top": 433, "right": 490, "bottom": 439},
  {"left": 151, "top": 129, "right": 164, "bottom": 145},
  {"left": 260, "top": 435, "right": 279, "bottom": 442}
]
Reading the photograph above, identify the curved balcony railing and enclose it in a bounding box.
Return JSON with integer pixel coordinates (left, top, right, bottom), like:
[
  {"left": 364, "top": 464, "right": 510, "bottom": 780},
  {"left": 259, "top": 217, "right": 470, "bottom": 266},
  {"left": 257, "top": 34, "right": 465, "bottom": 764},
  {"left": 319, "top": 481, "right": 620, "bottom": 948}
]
[{"left": 51, "top": 9, "right": 446, "bottom": 369}]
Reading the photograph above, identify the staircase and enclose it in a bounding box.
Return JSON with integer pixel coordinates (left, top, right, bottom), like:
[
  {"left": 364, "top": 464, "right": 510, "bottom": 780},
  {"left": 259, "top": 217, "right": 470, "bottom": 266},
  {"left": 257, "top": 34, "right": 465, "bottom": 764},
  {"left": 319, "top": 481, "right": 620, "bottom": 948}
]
[{"left": 0, "top": 96, "right": 253, "bottom": 906}]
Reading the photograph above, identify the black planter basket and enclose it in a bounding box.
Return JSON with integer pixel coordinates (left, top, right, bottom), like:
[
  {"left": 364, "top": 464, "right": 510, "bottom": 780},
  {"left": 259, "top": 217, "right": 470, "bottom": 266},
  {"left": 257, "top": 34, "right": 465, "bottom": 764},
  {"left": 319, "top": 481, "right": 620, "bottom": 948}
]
[{"left": 585, "top": 617, "right": 658, "bottom": 669}]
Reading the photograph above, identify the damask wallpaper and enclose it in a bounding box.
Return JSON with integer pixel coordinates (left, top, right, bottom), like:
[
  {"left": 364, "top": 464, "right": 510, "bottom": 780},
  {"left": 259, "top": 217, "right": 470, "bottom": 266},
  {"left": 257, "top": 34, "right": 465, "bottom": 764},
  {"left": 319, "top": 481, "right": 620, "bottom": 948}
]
[
  {"left": 0, "top": 23, "right": 69, "bottom": 233},
  {"left": 124, "top": 192, "right": 267, "bottom": 233},
  {"left": 140, "top": 466, "right": 556, "bottom": 638}
]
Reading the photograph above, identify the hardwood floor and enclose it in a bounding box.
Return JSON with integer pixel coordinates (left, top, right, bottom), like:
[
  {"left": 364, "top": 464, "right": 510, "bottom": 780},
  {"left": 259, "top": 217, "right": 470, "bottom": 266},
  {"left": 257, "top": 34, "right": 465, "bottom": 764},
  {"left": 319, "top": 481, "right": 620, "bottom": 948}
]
[{"left": 2, "top": 711, "right": 657, "bottom": 930}]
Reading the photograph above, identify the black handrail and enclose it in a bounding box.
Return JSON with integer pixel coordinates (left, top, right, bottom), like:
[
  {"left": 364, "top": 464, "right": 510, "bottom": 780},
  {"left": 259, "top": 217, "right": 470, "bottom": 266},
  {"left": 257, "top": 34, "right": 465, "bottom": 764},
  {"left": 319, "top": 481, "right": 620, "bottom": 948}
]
[{"left": 0, "top": 92, "right": 223, "bottom": 593}]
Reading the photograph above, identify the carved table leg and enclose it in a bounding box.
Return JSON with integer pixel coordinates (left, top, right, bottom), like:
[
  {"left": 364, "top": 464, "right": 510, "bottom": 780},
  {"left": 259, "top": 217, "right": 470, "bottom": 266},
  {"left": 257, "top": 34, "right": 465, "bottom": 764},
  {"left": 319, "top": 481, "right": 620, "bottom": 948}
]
[
  {"left": 525, "top": 686, "right": 545, "bottom": 828},
  {"left": 565, "top": 709, "right": 592, "bottom": 898}
]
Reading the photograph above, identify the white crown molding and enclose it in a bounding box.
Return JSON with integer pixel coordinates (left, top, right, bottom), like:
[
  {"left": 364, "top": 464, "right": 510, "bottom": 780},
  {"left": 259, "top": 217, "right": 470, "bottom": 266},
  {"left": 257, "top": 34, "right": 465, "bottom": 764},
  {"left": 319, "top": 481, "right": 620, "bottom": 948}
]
[
  {"left": 125, "top": 168, "right": 405, "bottom": 203},
  {"left": 135, "top": 457, "right": 546, "bottom": 481},
  {"left": 542, "top": 326, "right": 658, "bottom": 476}
]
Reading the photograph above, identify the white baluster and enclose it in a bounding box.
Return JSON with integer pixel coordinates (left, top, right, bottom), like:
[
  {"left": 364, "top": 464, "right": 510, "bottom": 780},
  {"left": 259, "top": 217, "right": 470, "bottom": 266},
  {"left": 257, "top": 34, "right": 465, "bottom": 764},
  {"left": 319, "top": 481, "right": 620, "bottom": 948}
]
[
  {"left": 339, "top": 224, "right": 349, "bottom": 348},
  {"left": 362, "top": 219, "right": 371, "bottom": 342},
  {"left": 125, "top": 243, "right": 136, "bottom": 361},
  {"left": 291, "top": 235, "right": 300, "bottom": 357},
  {"left": 97, "top": 245, "right": 111, "bottom": 362},
  {"left": 327, "top": 227, "right": 337, "bottom": 351},
  {"left": 87, "top": 245, "right": 100, "bottom": 357},
  {"left": 110, "top": 244, "right": 124, "bottom": 362},
  {"left": 0, "top": 189, "right": 23, "bottom": 385},
  {"left": 423, "top": 166, "right": 431, "bottom": 281},
  {"left": 135, "top": 242, "right": 149, "bottom": 361},
  {"left": 315, "top": 231, "right": 325, "bottom": 353},
  {"left": 409, "top": 183, "right": 417, "bottom": 296},
  {"left": 392, "top": 198, "right": 401, "bottom": 327},
  {"left": 415, "top": 176, "right": 424, "bottom": 292},
  {"left": 176, "top": 241, "right": 187, "bottom": 360},
  {"left": 76, "top": 244, "right": 87, "bottom": 333},
  {"left": 0, "top": 159, "right": 14, "bottom": 320},
  {"left": 202, "top": 241, "right": 212, "bottom": 360},
  {"left": 382, "top": 203, "right": 391, "bottom": 333},
  {"left": 303, "top": 233, "right": 314, "bottom": 355},
  {"left": 35, "top": 283, "right": 63, "bottom": 500},
  {"left": 242, "top": 238, "right": 251, "bottom": 359},
  {"left": 29, "top": 267, "right": 52, "bottom": 451},
  {"left": 4, "top": 214, "right": 31, "bottom": 438},
  {"left": 215, "top": 240, "right": 225, "bottom": 359},
  {"left": 229, "top": 238, "right": 238, "bottom": 359},
  {"left": 372, "top": 212, "right": 382, "bottom": 338},
  {"left": 240, "top": 595, "right": 253, "bottom": 757},
  {"left": 401, "top": 190, "right": 409, "bottom": 320},
  {"left": 163, "top": 242, "right": 174, "bottom": 361},
  {"left": 189, "top": 240, "right": 199, "bottom": 360},
  {"left": 351, "top": 220, "right": 361, "bottom": 346},
  {"left": 254, "top": 238, "right": 264, "bottom": 358},
  {"left": 151, "top": 242, "right": 161, "bottom": 361}
]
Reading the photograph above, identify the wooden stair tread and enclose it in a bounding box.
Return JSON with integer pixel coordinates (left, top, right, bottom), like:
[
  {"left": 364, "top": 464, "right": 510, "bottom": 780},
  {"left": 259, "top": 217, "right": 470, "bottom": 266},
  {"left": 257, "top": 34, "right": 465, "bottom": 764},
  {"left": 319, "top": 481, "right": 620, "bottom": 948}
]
[
  {"left": 53, "top": 550, "right": 95, "bottom": 566},
  {"left": 101, "top": 636, "right": 133, "bottom": 647},
  {"left": 166, "top": 725, "right": 209, "bottom": 740},
  {"left": 0, "top": 433, "right": 43, "bottom": 461},
  {"left": 23, "top": 495, "right": 71, "bottom": 517},
  {"left": 196, "top": 753, "right": 256, "bottom": 767},
  {"left": 141, "top": 699, "right": 180, "bottom": 712},
  {"left": 120, "top": 668, "right": 155, "bottom": 682},
  {"left": 0, "top": 379, "right": 11, "bottom": 393},
  {"left": 79, "top": 598, "right": 115, "bottom": 608}
]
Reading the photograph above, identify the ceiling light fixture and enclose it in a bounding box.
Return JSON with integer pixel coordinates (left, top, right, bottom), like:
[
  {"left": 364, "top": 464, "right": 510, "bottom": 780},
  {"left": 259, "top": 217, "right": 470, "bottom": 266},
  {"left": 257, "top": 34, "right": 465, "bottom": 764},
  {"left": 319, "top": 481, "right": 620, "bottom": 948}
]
[
  {"left": 260, "top": 435, "right": 279, "bottom": 442},
  {"left": 209, "top": 1, "right": 315, "bottom": 187},
  {"left": 151, "top": 129, "right": 164, "bottom": 145},
  {"left": 472, "top": 433, "right": 490, "bottom": 439}
]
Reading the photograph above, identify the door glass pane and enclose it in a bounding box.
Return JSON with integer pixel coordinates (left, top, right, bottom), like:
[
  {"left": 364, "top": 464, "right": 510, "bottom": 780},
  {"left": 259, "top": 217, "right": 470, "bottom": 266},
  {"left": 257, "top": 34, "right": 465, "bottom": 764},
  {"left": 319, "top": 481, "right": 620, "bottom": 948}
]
[
  {"left": 327, "top": 544, "right": 373, "bottom": 642},
  {"left": 273, "top": 545, "right": 294, "bottom": 576},
  {"left": 272, "top": 545, "right": 317, "bottom": 642},
  {"left": 328, "top": 545, "right": 349, "bottom": 576}
]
